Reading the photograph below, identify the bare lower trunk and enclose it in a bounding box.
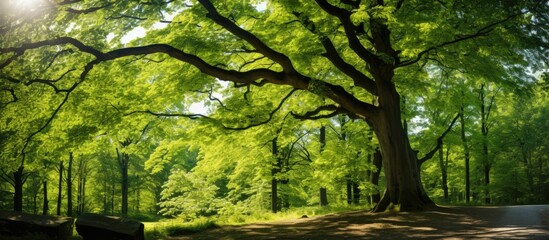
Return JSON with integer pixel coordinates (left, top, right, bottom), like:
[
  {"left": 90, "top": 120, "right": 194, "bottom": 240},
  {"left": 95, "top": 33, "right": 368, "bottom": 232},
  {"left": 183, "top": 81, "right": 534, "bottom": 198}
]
[
  {"left": 352, "top": 182, "right": 360, "bottom": 204},
  {"left": 319, "top": 126, "right": 328, "bottom": 206},
  {"left": 438, "top": 145, "right": 449, "bottom": 201},
  {"left": 372, "top": 82, "right": 434, "bottom": 212},
  {"left": 13, "top": 167, "right": 24, "bottom": 212},
  {"left": 459, "top": 108, "right": 471, "bottom": 204},
  {"left": 271, "top": 138, "right": 279, "bottom": 213},
  {"left": 346, "top": 178, "right": 352, "bottom": 204},
  {"left": 42, "top": 181, "right": 48, "bottom": 215},
  {"left": 371, "top": 149, "right": 382, "bottom": 204},
  {"left": 319, "top": 188, "right": 328, "bottom": 206}
]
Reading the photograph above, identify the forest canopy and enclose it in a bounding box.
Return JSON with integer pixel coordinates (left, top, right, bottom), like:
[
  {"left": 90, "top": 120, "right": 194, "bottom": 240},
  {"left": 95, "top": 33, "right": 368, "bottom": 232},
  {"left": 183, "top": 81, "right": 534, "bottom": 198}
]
[{"left": 0, "top": 0, "right": 547, "bottom": 219}]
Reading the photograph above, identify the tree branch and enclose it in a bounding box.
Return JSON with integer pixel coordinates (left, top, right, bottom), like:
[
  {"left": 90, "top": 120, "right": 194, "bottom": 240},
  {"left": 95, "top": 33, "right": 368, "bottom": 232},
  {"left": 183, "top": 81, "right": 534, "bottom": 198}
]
[
  {"left": 418, "top": 113, "right": 459, "bottom": 165},
  {"left": 125, "top": 110, "right": 211, "bottom": 120},
  {"left": 314, "top": 0, "right": 380, "bottom": 66},
  {"left": 397, "top": 12, "right": 525, "bottom": 68},
  {"left": 1, "top": 88, "right": 18, "bottom": 107},
  {"left": 320, "top": 37, "right": 378, "bottom": 95},
  {"left": 292, "top": 104, "right": 346, "bottom": 120},
  {"left": 2, "top": 36, "right": 378, "bottom": 121},
  {"left": 223, "top": 89, "right": 297, "bottom": 130},
  {"left": 197, "top": 0, "right": 297, "bottom": 73}
]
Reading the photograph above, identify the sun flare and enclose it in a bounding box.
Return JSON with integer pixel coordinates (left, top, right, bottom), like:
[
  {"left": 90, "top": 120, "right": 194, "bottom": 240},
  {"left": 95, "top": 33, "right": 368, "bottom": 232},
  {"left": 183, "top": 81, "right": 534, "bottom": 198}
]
[{"left": 10, "top": 0, "right": 43, "bottom": 11}]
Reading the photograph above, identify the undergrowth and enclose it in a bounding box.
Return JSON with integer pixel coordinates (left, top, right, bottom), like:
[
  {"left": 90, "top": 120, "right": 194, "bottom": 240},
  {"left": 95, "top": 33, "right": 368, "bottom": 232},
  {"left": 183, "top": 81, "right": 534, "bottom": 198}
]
[{"left": 143, "top": 204, "right": 372, "bottom": 239}]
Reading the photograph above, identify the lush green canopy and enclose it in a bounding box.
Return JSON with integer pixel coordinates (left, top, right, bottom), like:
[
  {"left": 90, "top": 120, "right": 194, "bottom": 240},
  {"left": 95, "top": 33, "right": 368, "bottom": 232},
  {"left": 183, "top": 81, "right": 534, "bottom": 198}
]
[{"left": 0, "top": 0, "right": 547, "bottom": 216}]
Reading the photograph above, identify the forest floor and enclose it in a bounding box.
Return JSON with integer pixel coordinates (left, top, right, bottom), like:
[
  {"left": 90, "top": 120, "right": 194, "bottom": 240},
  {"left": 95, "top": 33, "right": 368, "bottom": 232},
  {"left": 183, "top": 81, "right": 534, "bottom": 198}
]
[{"left": 166, "top": 205, "right": 549, "bottom": 240}]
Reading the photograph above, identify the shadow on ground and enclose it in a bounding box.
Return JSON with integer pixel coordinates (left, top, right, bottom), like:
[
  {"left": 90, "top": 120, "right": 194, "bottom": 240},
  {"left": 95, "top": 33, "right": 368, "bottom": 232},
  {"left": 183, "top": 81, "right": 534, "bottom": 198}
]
[{"left": 167, "top": 206, "right": 549, "bottom": 240}]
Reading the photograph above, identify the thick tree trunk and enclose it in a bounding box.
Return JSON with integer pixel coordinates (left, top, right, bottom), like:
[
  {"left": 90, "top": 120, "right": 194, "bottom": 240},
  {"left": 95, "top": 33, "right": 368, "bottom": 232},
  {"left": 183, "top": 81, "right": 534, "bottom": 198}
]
[
  {"left": 42, "top": 181, "right": 48, "bottom": 215},
  {"left": 57, "top": 161, "right": 63, "bottom": 215},
  {"left": 13, "top": 166, "right": 24, "bottom": 212},
  {"left": 67, "top": 152, "right": 73, "bottom": 216},
  {"left": 372, "top": 81, "right": 434, "bottom": 212}
]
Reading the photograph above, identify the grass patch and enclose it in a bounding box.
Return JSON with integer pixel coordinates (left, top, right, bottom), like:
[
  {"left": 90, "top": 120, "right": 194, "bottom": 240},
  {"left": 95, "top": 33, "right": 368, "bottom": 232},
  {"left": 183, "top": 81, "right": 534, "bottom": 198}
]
[
  {"left": 144, "top": 217, "right": 218, "bottom": 239},
  {"left": 143, "top": 204, "right": 372, "bottom": 239}
]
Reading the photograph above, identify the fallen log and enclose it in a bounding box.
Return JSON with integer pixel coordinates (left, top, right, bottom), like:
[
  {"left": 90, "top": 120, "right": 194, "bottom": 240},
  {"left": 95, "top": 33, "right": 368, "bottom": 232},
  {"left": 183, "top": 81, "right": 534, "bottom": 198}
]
[
  {"left": 0, "top": 211, "right": 74, "bottom": 240},
  {"left": 75, "top": 213, "right": 144, "bottom": 240}
]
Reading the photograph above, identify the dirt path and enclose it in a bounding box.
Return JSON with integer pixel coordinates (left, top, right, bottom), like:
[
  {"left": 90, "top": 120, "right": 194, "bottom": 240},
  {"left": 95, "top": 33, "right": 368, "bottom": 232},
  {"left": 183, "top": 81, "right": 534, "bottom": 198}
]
[{"left": 167, "top": 205, "right": 549, "bottom": 240}]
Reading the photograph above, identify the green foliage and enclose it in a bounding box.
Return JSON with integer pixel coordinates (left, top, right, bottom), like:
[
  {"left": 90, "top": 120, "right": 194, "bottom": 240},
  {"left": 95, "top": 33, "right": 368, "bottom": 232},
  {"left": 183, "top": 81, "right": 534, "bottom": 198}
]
[{"left": 0, "top": 0, "right": 547, "bottom": 220}]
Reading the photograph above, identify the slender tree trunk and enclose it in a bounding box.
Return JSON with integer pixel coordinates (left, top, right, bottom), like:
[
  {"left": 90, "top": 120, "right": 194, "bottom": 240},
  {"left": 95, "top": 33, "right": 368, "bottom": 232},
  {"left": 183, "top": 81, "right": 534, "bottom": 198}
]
[
  {"left": 319, "top": 188, "right": 328, "bottom": 206},
  {"left": 121, "top": 157, "right": 128, "bottom": 217},
  {"left": 483, "top": 163, "right": 490, "bottom": 204},
  {"left": 42, "top": 181, "right": 48, "bottom": 215},
  {"left": 271, "top": 138, "right": 279, "bottom": 213},
  {"left": 479, "top": 84, "right": 493, "bottom": 204},
  {"left": 13, "top": 166, "right": 24, "bottom": 212},
  {"left": 352, "top": 182, "right": 360, "bottom": 204},
  {"left": 459, "top": 106, "right": 471, "bottom": 204},
  {"left": 116, "top": 148, "right": 129, "bottom": 217},
  {"left": 346, "top": 178, "right": 352, "bottom": 204},
  {"left": 371, "top": 149, "right": 382, "bottom": 204},
  {"left": 57, "top": 161, "right": 63, "bottom": 215},
  {"left": 67, "top": 152, "right": 73, "bottom": 216},
  {"left": 438, "top": 144, "right": 449, "bottom": 201},
  {"left": 319, "top": 126, "right": 328, "bottom": 206}
]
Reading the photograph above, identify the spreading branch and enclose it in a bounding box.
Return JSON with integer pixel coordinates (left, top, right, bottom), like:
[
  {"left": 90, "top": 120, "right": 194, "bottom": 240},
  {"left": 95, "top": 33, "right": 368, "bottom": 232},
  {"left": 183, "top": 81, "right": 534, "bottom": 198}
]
[
  {"left": 314, "top": 0, "right": 380, "bottom": 66},
  {"left": 397, "top": 12, "right": 525, "bottom": 68},
  {"left": 223, "top": 89, "right": 297, "bottom": 130},
  {"left": 320, "top": 37, "right": 378, "bottom": 95},
  {"left": 292, "top": 105, "right": 345, "bottom": 120},
  {"left": 125, "top": 110, "right": 211, "bottom": 120},
  {"left": 418, "top": 113, "right": 460, "bottom": 165},
  {"left": 197, "top": 0, "right": 298, "bottom": 73}
]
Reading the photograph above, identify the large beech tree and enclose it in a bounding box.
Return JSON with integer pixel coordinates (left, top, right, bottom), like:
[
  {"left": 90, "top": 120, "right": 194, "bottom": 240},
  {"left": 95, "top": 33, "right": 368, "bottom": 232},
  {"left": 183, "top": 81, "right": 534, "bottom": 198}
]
[{"left": 1, "top": 0, "right": 546, "bottom": 211}]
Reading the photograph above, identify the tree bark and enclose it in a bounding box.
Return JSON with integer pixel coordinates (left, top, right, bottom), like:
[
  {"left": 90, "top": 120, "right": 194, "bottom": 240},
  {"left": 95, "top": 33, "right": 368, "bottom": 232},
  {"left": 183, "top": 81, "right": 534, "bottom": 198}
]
[
  {"left": 13, "top": 166, "right": 24, "bottom": 212},
  {"left": 372, "top": 79, "right": 434, "bottom": 212},
  {"left": 67, "top": 152, "right": 73, "bottom": 216}
]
